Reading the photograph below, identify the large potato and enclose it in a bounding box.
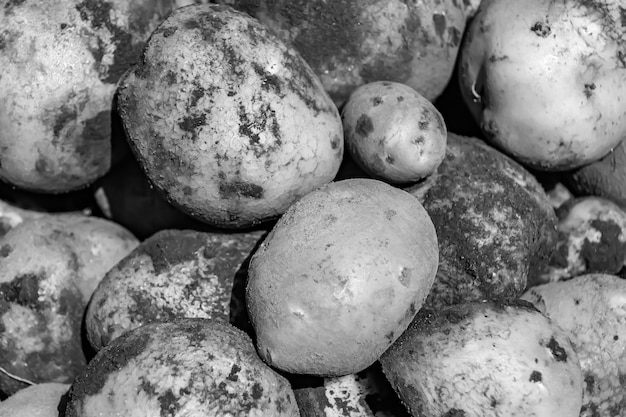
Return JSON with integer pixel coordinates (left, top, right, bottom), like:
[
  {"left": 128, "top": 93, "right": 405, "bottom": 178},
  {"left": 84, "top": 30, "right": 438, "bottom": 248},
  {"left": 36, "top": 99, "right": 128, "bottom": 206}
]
[
  {"left": 0, "top": 213, "right": 138, "bottom": 396},
  {"left": 219, "top": 0, "right": 476, "bottom": 106},
  {"left": 458, "top": 0, "right": 626, "bottom": 170},
  {"left": 117, "top": 4, "right": 344, "bottom": 228},
  {"left": 0, "top": 0, "right": 183, "bottom": 192},
  {"left": 246, "top": 178, "right": 438, "bottom": 377},
  {"left": 404, "top": 133, "right": 557, "bottom": 309}
]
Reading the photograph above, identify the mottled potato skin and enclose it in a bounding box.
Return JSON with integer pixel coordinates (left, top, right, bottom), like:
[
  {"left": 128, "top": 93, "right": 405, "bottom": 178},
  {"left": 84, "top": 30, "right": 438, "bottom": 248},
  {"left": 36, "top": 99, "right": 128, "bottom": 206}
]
[
  {"left": 0, "top": 0, "right": 180, "bottom": 192},
  {"left": 522, "top": 274, "right": 626, "bottom": 417},
  {"left": 342, "top": 81, "right": 447, "bottom": 184},
  {"left": 85, "top": 228, "right": 265, "bottom": 351},
  {"left": 65, "top": 319, "right": 300, "bottom": 417},
  {"left": 534, "top": 197, "right": 626, "bottom": 284},
  {"left": 247, "top": 178, "right": 438, "bottom": 377},
  {"left": 404, "top": 134, "right": 557, "bottom": 309},
  {"left": 380, "top": 301, "right": 584, "bottom": 417},
  {"left": 117, "top": 4, "right": 344, "bottom": 228},
  {"left": 0, "top": 214, "right": 138, "bottom": 396},
  {"left": 220, "top": 0, "right": 474, "bottom": 105},
  {"left": 459, "top": 0, "right": 626, "bottom": 170}
]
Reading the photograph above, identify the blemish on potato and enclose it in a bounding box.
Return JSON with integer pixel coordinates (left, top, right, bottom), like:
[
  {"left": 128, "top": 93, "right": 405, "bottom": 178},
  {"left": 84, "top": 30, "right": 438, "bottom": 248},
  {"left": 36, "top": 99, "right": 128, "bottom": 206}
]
[
  {"left": 154, "top": 25, "right": 177, "bottom": 38},
  {"left": 432, "top": 13, "right": 447, "bottom": 40},
  {"left": 443, "top": 408, "right": 467, "bottom": 416},
  {"left": 399, "top": 267, "right": 411, "bottom": 287},
  {"left": 178, "top": 114, "right": 206, "bottom": 133},
  {"left": 584, "top": 373, "right": 596, "bottom": 394},
  {"left": 355, "top": 115, "right": 374, "bottom": 136},
  {"left": 83, "top": 110, "right": 111, "bottom": 143},
  {"left": 530, "top": 21, "right": 551, "bottom": 37},
  {"left": 529, "top": 370, "right": 543, "bottom": 382},
  {"left": 546, "top": 336, "right": 568, "bottom": 362},
  {"left": 583, "top": 83, "right": 596, "bottom": 98},
  {"left": 252, "top": 63, "right": 282, "bottom": 94},
  {"left": 580, "top": 219, "right": 626, "bottom": 272},
  {"left": 53, "top": 106, "right": 78, "bottom": 138},
  {"left": 140, "top": 230, "right": 207, "bottom": 275},
  {"left": 0, "top": 273, "right": 43, "bottom": 309},
  {"left": 219, "top": 181, "right": 264, "bottom": 200},
  {"left": 372, "top": 96, "right": 383, "bottom": 106},
  {"left": 0, "top": 244, "right": 12, "bottom": 257}
]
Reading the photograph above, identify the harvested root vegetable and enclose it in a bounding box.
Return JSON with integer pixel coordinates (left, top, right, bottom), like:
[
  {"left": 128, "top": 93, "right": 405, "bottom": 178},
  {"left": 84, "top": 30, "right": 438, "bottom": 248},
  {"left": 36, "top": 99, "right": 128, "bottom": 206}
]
[
  {"left": 380, "top": 300, "right": 584, "bottom": 417},
  {"left": 341, "top": 81, "right": 447, "bottom": 184},
  {"left": 65, "top": 318, "right": 300, "bottom": 416},
  {"left": 532, "top": 196, "right": 626, "bottom": 285},
  {"left": 522, "top": 274, "right": 626, "bottom": 417},
  {"left": 458, "top": 0, "right": 626, "bottom": 170},
  {"left": 0, "top": 382, "right": 70, "bottom": 417},
  {"left": 403, "top": 133, "right": 557, "bottom": 309},
  {"left": 247, "top": 178, "right": 438, "bottom": 377},
  {"left": 85, "top": 228, "right": 265, "bottom": 351},
  {"left": 117, "top": 4, "right": 343, "bottom": 228}
]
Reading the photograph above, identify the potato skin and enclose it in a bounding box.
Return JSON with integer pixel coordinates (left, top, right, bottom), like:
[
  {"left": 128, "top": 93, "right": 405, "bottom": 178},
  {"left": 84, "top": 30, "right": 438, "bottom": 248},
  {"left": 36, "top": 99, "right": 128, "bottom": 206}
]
[
  {"left": 0, "top": 0, "right": 178, "bottom": 192},
  {"left": 458, "top": 0, "right": 626, "bottom": 170},
  {"left": 85, "top": 228, "right": 265, "bottom": 351},
  {"left": 220, "top": 0, "right": 473, "bottom": 105},
  {"left": 0, "top": 214, "right": 138, "bottom": 396},
  {"left": 246, "top": 178, "right": 438, "bottom": 377},
  {"left": 522, "top": 274, "right": 626, "bottom": 417},
  {"left": 404, "top": 134, "right": 557, "bottom": 309},
  {"left": 380, "top": 301, "right": 584, "bottom": 417},
  {"left": 65, "top": 318, "right": 300, "bottom": 417},
  {"left": 117, "top": 4, "right": 344, "bottom": 228}
]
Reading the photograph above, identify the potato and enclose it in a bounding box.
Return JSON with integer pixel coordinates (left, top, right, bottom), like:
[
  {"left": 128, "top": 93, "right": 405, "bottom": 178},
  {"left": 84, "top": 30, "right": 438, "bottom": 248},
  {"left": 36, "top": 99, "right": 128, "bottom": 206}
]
[
  {"left": 458, "top": 0, "right": 626, "bottom": 170},
  {"left": 85, "top": 228, "right": 266, "bottom": 351},
  {"left": 563, "top": 138, "right": 626, "bottom": 208},
  {"left": 117, "top": 4, "right": 344, "bottom": 229},
  {"left": 521, "top": 274, "right": 626, "bottom": 417},
  {"left": 0, "top": 213, "right": 138, "bottom": 396},
  {"left": 0, "top": 382, "right": 70, "bottom": 417},
  {"left": 403, "top": 133, "right": 557, "bottom": 309},
  {"left": 219, "top": 0, "right": 475, "bottom": 106},
  {"left": 0, "top": 0, "right": 182, "bottom": 192},
  {"left": 65, "top": 318, "right": 300, "bottom": 416},
  {"left": 380, "top": 300, "right": 584, "bottom": 417},
  {"left": 246, "top": 178, "right": 438, "bottom": 377},
  {"left": 533, "top": 196, "right": 626, "bottom": 285},
  {"left": 341, "top": 81, "right": 447, "bottom": 184}
]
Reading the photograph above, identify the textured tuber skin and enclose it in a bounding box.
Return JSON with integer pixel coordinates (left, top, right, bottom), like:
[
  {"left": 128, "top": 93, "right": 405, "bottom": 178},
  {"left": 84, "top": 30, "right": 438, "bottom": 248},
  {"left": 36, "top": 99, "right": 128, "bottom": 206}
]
[
  {"left": 458, "top": 0, "right": 626, "bottom": 171},
  {"left": 117, "top": 4, "right": 344, "bottom": 229},
  {"left": 404, "top": 133, "right": 557, "bottom": 309},
  {"left": 0, "top": 0, "right": 182, "bottom": 192},
  {"left": 219, "top": 0, "right": 476, "bottom": 106}
]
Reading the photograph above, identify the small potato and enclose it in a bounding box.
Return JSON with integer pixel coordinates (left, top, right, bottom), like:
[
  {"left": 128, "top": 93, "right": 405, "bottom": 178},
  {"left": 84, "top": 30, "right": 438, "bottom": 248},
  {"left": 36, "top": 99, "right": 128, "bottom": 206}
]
[
  {"left": 380, "top": 300, "right": 584, "bottom": 417},
  {"left": 522, "top": 274, "right": 626, "bottom": 417},
  {"left": 0, "top": 214, "right": 138, "bottom": 396},
  {"left": 65, "top": 318, "right": 300, "bottom": 417},
  {"left": 85, "top": 228, "right": 266, "bottom": 351},
  {"left": 342, "top": 81, "right": 447, "bottom": 184},
  {"left": 247, "top": 178, "right": 438, "bottom": 377}
]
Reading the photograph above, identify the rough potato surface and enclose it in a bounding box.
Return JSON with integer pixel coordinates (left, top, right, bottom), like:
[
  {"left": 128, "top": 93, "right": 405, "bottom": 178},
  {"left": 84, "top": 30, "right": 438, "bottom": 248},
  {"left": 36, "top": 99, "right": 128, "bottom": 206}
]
[
  {"left": 221, "top": 0, "right": 473, "bottom": 105},
  {"left": 65, "top": 319, "right": 300, "bottom": 417},
  {"left": 86, "top": 229, "right": 265, "bottom": 351},
  {"left": 0, "top": 0, "right": 178, "bottom": 192},
  {"left": 117, "top": 4, "right": 344, "bottom": 228},
  {"left": 380, "top": 301, "right": 584, "bottom": 417},
  {"left": 404, "top": 134, "right": 557, "bottom": 309},
  {"left": 522, "top": 274, "right": 626, "bottom": 417}
]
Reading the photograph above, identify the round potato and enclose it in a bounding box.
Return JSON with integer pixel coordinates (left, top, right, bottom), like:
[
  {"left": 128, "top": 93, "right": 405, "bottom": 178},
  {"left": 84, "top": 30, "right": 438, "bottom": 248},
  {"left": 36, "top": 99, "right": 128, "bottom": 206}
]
[
  {"left": 65, "top": 318, "right": 300, "bottom": 417},
  {"left": 403, "top": 133, "right": 557, "bottom": 309},
  {"left": 0, "top": 382, "right": 70, "bottom": 417},
  {"left": 246, "top": 178, "right": 438, "bottom": 377},
  {"left": 85, "top": 228, "right": 266, "bottom": 351},
  {"left": 117, "top": 4, "right": 344, "bottom": 228},
  {"left": 380, "top": 300, "right": 584, "bottom": 417},
  {"left": 458, "top": 0, "right": 626, "bottom": 170},
  {"left": 522, "top": 274, "right": 626, "bottom": 417},
  {"left": 342, "top": 81, "right": 447, "bottom": 184},
  {"left": 0, "top": 214, "right": 138, "bottom": 396},
  {"left": 0, "top": 0, "right": 182, "bottom": 192},
  {"left": 219, "top": 0, "right": 475, "bottom": 105}
]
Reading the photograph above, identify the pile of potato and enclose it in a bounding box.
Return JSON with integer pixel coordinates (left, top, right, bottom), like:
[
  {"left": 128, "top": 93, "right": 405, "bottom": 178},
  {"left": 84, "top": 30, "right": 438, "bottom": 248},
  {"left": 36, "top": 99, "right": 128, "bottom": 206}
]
[{"left": 0, "top": 1, "right": 625, "bottom": 416}]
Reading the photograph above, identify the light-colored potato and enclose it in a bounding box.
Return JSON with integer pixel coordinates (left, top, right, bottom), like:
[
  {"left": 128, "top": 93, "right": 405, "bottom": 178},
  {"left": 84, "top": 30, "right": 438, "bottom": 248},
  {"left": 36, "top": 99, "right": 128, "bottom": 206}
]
[
  {"left": 65, "top": 318, "right": 300, "bottom": 417},
  {"left": 247, "top": 178, "right": 438, "bottom": 377},
  {"left": 0, "top": 0, "right": 183, "bottom": 192},
  {"left": 0, "top": 213, "right": 138, "bottom": 396},
  {"left": 85, "top": 228, "right": 266, "bottom": 351},
  {"left": 342, "top": 81, "right": 447, "bottom": 184},
  {"left": 380, "top": 301, "right": 584, "bottom": 417},
  {"left": 117, "top": 4, "right": 344, "bottom": 228},
  {"left": 458, "top": 0, "right": 626, "bottom": 170},
  {"left": 522, "top": 274, "right": 626, "bottom": 417},
  {"left": 0, "top": 382, "right": 70, "bottom": 417}
]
